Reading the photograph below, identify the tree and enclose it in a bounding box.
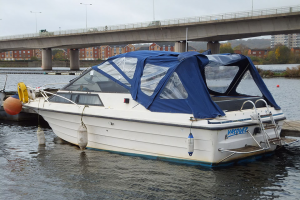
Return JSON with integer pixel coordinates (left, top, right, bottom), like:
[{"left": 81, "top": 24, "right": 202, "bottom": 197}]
[
  {"left": 220, "top": 43, "right": 234, "bottom": 54},
  {"left": 30, "top": 56, "right": 38, "bottom": 61},
  {"left": 53, "top": 50, "right": 66, "bottom": 61},
  {"left": 275, "top": 45, "right": 290, "bottom": 64}
]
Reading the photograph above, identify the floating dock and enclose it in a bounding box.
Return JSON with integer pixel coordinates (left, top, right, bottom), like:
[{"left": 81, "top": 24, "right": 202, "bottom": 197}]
[{"left": 281, "top": 121, "right": 300, "bottom": 137}]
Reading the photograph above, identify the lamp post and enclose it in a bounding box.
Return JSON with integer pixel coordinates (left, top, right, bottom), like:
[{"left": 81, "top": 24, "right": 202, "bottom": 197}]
[
  {"left": 80, "top": 3, "right": 92, "bottom": 30},
  {"left": 252, "top": 0, "right": 253, "bottom": 16},
  {"left": 30, "top": 11, "right": 42, "bottom": 33},
  {"left": 153, "top": 0, "right": 155, "bottom": 21},
  {"left": 59, "top": 27, "right": 61, "bottom": 35}
]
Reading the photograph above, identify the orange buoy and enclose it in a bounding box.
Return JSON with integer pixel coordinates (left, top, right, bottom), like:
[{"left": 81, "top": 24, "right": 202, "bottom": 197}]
[
  {"left": 3, "top": 96, "right": 22, "bottom": 115},
  {"left": 277, "top": 85, "right": 280, "bottom": 88}
]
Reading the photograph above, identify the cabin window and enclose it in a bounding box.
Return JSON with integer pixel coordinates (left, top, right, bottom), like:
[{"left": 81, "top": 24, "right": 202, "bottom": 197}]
[
  {"left": 49, "top": 93, "right": 103, "bottom": 106},
  {"left": 63, "top": 69, "right": 129, "bottom": 93},
  {"left": 160, "top": 72, "right": 188, "bottom": 99},
  {"left": 140, "top": 63, "right": 169, "bottom": 96},
  {"left": 98, "top": 61, "right": 131, "bottom": 87},
  {"left": 112, "top": 57, "right": 138, "bottom": 79},
  {"left": 205, "top": 65, "right": 239, "bottom": 93},
  {"left": 236, "top": 71, "right": 262, "bottom": 96},
  {"left": 78, "top": 94, "right": 103, "bottom": 106},
  {"left": 49, "top": 93, "right": 72, "bottom": 103}
]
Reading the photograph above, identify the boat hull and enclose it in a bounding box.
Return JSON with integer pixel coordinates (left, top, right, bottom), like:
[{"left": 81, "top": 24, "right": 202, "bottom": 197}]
[{"left": 38, "top": 109, "right": 281, "bottom": 167}]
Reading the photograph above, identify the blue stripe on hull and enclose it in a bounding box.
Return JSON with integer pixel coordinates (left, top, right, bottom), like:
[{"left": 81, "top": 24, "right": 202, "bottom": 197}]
[{"left": 86, "top": 147, "right": 274, "bottom": 168}]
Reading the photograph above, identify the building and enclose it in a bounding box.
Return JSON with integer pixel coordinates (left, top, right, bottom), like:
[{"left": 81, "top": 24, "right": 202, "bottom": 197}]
[
  {"left": 271, "top": 34, "right": 300, "bottom": 49},
  {"left": 34, "top": 49, "right": 42, "bottom": 60},
  {"left": 234, "top": 50, "right": 242, "bottom": 54},
  {"left": 100, "top": 45, "right": 112, "bottom": 60},
  {"left": 291, "top": 47, "right": 300, "bottom": 55},
  {"left": 248, "top": 49, "right": 268, "bottom": 58}
]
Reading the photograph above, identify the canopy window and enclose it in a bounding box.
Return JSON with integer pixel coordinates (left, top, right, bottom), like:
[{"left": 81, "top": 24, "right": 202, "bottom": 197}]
[
  {"left": 205, "top": 65, "right": 239, "bottom": 94},
  {"left": 160, "top": 72, "right": 188, "bottom": 99},
  {"left": 98, "top": 61, "right": 131, "bottom": 87},
  {"left": 140, "top": 63, "right": 169, "bottom": 96},
  {"left": 112, "top": 57, "right": 138, "bottom": 79},
  {"left": 236, "top": 71, "right": 262, "bottom": 97}
]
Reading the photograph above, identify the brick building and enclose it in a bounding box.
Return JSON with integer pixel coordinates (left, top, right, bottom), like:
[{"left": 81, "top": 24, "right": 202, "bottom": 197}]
[{"left": 248, "top": 49, "right": 268, "bottom": 58}]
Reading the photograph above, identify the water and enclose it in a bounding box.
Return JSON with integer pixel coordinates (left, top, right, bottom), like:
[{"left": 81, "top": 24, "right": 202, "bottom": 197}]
[
  {"left": 0, "top": 71, "right": 300, "bottom": 199},
  {"left": 257, "top": 64, "right": 300, "bottom": 71}
]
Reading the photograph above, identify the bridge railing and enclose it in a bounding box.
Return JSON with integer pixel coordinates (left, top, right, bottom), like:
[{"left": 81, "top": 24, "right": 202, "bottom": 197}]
[{"left": 0, "top": 4, "right": 300, "bottom": 41}]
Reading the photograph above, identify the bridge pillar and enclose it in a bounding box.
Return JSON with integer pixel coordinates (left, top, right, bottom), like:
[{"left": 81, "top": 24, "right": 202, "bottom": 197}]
[
  {"left": 174, "top": 41, "right": 187, "bottom": 53},
  {"left": 42, "top": 48, "right": 52, "bottom": 70},
  {"left": 70, "top": 49, "right": 80, "bottom": 70},
  {"left": 207, "top": 41, "right": 220, "bottom": 54}
]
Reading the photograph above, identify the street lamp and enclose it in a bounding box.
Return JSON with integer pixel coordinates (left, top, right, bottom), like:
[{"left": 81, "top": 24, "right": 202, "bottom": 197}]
[
  {"left": 252, "top": 0, "right": 254, "bottom": 16},
  {"left": 59, "top": 27, "right": 61, "bottom": 34},
  {"left": 153, "top": 0, "right": 155, "bottom": 21},
  {"left": 80, "top": 3, "right": 92, "bottom": 30},
  {"left": 30, "top": 11, "right": 42, "bottom": 33}
]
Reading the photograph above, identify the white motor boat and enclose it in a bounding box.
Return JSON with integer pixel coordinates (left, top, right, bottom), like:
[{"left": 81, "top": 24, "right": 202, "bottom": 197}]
[{"left": 22, "top": 51, "right": 297, "bottom": 167}]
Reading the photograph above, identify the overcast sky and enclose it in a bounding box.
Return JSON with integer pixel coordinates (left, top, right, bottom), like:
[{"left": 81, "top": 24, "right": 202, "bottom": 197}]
[{"left": 0, "top": 0, "right": 299, "bottom": 39}]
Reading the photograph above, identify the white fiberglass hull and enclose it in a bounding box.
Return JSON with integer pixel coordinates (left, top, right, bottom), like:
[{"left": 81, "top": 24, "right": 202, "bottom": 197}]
[{"left": 28, "top": 97, "right": 285, "bottom": 167}]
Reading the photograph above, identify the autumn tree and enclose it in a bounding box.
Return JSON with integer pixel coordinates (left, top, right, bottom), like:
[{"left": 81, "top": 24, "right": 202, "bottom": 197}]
[
  {"left": 220, "top": 43, "right": 234, "bottom": 54},
  {"left": 53, "top": 50, "right": 66, "bottom": 61},
  {"left": 275, "top": 45, "right": 290, "bottom": 64}
]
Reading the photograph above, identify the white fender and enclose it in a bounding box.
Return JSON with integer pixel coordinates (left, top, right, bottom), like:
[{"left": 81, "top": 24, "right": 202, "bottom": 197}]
[
  {"left": 77, "top": 123, "right": 88, "bottom": 151},
  {"left": 37, "top": 126, "right": 45, "bottom": 145},
  {"left": 187, "top": 133, "right": 194, "bottom": 156},
  {"left": 27, "top": 88, "right": 36, "bottom": 100}
]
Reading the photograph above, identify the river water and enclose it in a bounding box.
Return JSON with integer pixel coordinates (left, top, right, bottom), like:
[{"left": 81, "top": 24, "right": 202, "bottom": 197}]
[{"left": 0, "top": 72, "right": 300, "bottom": 199}]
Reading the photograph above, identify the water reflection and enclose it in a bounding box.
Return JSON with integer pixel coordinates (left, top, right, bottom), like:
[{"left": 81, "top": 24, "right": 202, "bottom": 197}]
[{"left": 0, "top": 119, "right": 299, "bottom": 199}]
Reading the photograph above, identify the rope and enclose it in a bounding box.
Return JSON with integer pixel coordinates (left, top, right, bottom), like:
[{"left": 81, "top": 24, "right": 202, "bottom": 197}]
[{"left": 81, "top": 105, "right": 88, "bottom": 127}]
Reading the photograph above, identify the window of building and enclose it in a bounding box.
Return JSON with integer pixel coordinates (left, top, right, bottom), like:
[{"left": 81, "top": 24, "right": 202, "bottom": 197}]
[
  {"left": 253, "top": 52, "right": 256, "bottom": 54},
  {"left": 28, "top": 51, "right": 30, "bottom": 53},
  {"left": 168, "top": 45, "right": 171, "bottom": 51},
  {"left": 19, "top": 51, "right": 21, "bottom": 54},
  {"left": 163, "top": 45, "right": 165, "bottom": 51},
  {"left": 259, "top": 52, "right": 261, "bottom": 54},
  {"left": 23, "top": 51, "right": 25, "bottom": 53}
]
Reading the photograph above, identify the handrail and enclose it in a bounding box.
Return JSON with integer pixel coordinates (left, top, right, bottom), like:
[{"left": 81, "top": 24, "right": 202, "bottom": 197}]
[
  {"left": 0, "top": 4, "right": 300, "bottom": 41},
  {"left": 240, "top": 100, "right": 256, "bottom": 111}
]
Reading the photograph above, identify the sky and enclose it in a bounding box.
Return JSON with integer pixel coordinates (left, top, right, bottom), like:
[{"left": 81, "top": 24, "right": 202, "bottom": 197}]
[{"left": 0, "top": 0, "right": 299, "bottom": 39}]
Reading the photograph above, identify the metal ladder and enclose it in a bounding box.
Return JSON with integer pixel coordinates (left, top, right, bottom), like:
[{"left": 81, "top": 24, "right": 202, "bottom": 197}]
[
  {"left": 254, "top": 99, "right": 281, "bottom": 146},
  {"left": 218, "top": 99, "right": 299, "bottom": 164}
]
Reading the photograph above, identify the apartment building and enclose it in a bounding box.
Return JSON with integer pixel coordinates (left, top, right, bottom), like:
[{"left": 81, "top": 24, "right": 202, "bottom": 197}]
[{"left": 271, "top": 34, "right": 300, "bottom": 48}]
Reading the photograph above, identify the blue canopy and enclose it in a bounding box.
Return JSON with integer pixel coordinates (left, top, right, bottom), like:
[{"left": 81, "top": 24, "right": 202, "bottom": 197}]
[{"left": 92, "top": 51, "right": 280, "bottom": 119}]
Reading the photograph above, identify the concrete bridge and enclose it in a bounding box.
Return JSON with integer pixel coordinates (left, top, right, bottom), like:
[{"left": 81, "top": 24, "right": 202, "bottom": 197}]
[{"left": 0, "top": 5, "right": 300, "bottom": 70}]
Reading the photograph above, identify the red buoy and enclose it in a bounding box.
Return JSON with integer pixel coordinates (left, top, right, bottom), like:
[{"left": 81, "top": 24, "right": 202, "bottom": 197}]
[
  {"left": 3, "top": 96, "right": 22, "bottom": 115},
  {"left": 277, "top": 85, "right": 280, "bottom": 88}
]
